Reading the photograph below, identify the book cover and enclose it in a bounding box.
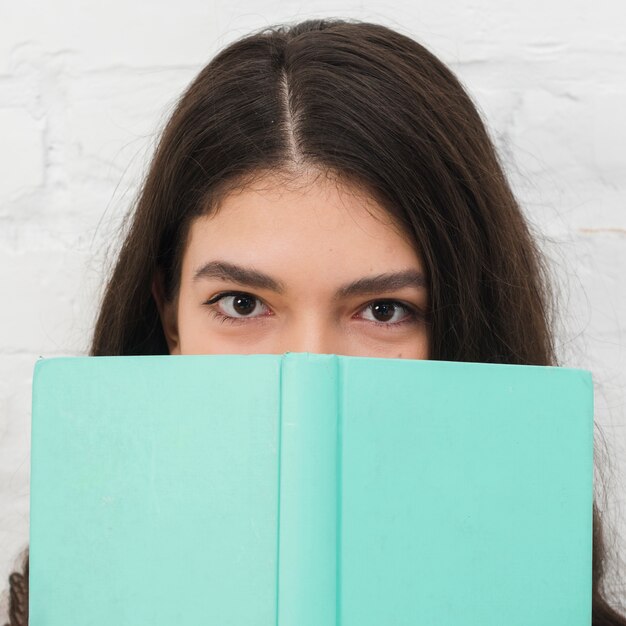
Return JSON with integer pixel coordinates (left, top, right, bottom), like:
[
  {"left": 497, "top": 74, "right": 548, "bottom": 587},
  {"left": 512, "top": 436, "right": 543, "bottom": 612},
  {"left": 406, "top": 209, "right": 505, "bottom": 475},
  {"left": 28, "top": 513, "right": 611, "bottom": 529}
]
[{"left": 29, "top": 353, "right": 593, "bottom": 625}]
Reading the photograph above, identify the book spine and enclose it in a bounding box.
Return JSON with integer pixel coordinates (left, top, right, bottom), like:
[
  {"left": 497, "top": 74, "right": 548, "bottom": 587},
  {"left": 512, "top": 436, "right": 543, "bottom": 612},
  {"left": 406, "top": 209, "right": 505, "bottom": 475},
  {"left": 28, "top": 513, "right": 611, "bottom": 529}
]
[{"left": 277, "top": 353, "right": 341, "bottom": 626}]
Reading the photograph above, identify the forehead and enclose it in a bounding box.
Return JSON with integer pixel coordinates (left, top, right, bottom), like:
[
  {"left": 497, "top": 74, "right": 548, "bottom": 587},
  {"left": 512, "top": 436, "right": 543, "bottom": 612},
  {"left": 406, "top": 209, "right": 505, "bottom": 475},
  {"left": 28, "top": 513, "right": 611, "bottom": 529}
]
[{"left": 182, "top": 169, "right": 422, "bottom": 277}]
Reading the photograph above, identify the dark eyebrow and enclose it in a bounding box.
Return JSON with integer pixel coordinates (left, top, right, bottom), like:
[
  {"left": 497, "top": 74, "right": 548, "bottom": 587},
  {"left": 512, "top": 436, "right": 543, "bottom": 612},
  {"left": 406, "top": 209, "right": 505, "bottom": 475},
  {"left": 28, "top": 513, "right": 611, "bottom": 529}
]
[
  {"left": 336, "top": 270, "right": 427, "bottom": 299},
  {"left": 193, "top": 260, "right": 427, "bottom": 299},
  {"left": 193, "top": 261, "right": 285, "bottom": 292}
]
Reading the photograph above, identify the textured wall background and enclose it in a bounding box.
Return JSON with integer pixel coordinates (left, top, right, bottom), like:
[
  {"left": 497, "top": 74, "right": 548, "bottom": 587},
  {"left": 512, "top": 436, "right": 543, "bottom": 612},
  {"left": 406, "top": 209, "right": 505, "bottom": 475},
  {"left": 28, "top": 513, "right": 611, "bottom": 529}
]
[{"left": 1, "top": 0, "right": 625, "bottom": 617}]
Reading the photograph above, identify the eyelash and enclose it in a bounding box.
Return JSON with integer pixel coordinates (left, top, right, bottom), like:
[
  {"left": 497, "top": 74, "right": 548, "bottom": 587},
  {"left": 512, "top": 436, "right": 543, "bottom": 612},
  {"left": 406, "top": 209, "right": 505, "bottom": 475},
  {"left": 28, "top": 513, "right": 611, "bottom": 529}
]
[{"left": 202, "top": 291, "right": 424, "bottom": 329}]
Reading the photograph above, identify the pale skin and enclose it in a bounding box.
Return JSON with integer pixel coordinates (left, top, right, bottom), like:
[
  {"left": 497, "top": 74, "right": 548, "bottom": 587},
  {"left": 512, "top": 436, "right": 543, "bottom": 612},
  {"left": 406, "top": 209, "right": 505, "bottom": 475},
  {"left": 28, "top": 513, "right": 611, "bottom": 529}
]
[{"left": 152, "top": 169, "right": 430, "bottom": 359}]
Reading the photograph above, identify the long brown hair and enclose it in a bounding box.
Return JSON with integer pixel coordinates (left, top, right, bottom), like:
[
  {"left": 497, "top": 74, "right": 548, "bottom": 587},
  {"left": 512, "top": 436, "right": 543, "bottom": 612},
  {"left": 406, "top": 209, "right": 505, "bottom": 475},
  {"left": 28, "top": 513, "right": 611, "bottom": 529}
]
[{"left": 5, "top": 18, "right": 624, "bottom": 624}]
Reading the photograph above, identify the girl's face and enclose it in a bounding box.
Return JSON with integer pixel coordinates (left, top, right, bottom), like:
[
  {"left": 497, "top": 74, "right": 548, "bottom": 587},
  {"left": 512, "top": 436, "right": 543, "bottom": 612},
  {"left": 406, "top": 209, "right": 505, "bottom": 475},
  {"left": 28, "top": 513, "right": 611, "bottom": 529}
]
[{"left": 153, "top": 170, "right": 430, "bottom": 359}]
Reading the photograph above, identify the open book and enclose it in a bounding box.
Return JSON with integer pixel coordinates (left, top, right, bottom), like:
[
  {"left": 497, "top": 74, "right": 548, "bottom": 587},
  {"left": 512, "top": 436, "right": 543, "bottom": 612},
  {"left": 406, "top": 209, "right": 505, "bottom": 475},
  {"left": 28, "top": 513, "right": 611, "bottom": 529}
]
[{"left": 29, "top": 353, "right": 593, "bottom": 625}]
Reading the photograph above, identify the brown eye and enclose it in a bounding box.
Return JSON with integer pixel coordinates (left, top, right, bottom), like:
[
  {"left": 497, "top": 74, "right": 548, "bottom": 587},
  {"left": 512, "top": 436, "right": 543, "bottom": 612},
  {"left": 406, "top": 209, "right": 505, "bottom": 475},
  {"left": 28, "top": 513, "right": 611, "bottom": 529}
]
[
  {"left": 370, "top": 301, "right": 397, "bottom": 322},
  {"left": 358, "top": 300, "right": 419, "bottom": 327},
  {"left": 229, "top": 294, "right": 257, "bottom": 316},
  {"left": 204, "top": 292, "right": 270, "bottom": 321}
]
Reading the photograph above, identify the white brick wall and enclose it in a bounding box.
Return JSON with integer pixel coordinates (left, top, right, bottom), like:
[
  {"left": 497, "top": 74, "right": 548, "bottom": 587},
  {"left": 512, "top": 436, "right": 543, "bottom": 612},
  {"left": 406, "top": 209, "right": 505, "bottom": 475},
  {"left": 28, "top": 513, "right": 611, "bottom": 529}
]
[{"left": 1, "top": 1, "right": 625, "bottom": 616}]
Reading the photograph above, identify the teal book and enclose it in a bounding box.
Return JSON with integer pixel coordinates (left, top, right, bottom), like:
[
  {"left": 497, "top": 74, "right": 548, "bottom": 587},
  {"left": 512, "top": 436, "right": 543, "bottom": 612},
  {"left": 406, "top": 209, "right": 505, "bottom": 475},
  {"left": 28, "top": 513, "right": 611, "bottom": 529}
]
[{"left": 29, "top": 353, "right": 593, "bottom": 625}]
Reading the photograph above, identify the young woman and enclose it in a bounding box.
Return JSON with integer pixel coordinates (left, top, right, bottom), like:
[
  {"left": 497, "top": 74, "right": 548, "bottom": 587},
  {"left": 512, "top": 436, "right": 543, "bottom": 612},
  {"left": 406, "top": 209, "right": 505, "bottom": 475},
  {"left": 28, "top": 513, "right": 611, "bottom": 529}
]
[{"left": 4, "top": 17, "right": 625, "bottom": 625}]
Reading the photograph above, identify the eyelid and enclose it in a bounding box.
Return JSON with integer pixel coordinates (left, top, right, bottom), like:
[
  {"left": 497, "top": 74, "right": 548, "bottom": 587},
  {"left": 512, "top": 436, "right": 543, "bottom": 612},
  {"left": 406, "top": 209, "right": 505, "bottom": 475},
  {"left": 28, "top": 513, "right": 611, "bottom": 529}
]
[
  {"left": 204, "top": 291, "right": 272, "bottom": 319},
  {"left": 358, "top": 300, "right": 416, "bottom": 324},
  {"left": 204, "top": 291, "right": 264, "bottom": 306}
]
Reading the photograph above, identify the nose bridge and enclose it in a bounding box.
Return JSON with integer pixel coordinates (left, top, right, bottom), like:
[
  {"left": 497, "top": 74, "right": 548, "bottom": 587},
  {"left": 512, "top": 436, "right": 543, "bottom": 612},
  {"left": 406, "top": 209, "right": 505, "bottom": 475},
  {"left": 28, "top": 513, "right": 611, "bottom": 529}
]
[{"left": 279, "top": 314, "right": 339, "bottom": 355}]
